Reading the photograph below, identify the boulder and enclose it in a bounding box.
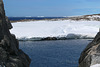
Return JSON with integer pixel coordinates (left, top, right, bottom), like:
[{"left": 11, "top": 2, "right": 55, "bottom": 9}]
[
  {"left": 79, "top": 32, "right": 100, "bottom": 67},
  {"left": 0, "top": 0, "right": 31, "bottom": 67}
]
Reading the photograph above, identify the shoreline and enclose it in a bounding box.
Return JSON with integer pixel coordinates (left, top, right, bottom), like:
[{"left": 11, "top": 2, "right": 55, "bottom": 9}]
[
  {"left": 9, "top": 17, "right": 67, "bottom": 23},
  {"left": 18, "top": 37, "right": 94, "bottom": 41},
  {"left": 9, "top": 14, "right": 100, "bottom": 23}
]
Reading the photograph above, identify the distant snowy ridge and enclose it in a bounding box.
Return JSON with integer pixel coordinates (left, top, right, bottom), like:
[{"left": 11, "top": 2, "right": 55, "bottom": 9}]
[
  {"left": 16, "top": 34, "right": 94, "bottom": 41},
  {"left": 67, "top": 14, "right": 100, "bottom": 21},
  {"left": 10, "top": 20, "right": 100, "bottom": 41},
  {"left": 9, "top": 14, "right": 100, "bottom": 23}
]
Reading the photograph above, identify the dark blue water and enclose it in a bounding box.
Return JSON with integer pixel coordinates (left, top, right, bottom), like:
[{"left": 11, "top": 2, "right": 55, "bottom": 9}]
[
  {"left": 19, "top": 39, "right": 92, "bottom": 67},
  {"left": 8, "top": 17, "right": 66, "bottom": 21}
]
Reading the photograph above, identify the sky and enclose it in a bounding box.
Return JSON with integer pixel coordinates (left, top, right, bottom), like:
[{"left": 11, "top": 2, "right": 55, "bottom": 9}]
[{"left": 3, "top": 0, "right": 100, "bottom": 17}]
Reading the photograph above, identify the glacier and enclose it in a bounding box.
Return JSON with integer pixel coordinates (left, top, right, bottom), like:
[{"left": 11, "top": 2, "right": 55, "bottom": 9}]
[{"left": 10, "top": 20, "right": 100, "bottom": 41}]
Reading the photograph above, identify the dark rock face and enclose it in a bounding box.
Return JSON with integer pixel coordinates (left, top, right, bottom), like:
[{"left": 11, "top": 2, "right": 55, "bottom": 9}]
[
  {"left": 0, "top": 0, "right": 31, "bottom": 67},
  {"left": 79, "top": 32, "right": 100, "bottom": 67},
  {"left": 41, "top": 37, "right": 57, "bottom": 40}
]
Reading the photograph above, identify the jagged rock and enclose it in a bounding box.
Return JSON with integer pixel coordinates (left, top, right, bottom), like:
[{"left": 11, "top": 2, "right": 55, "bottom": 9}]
[
  {"left": 6, "top": 16, "right": 13, "bottom": 29},
  {"left": 0, "top": 0, "right": 31, "bottom": 67},
  {"left": 79, "top": 32, "right": 100, "bottom": 67}
]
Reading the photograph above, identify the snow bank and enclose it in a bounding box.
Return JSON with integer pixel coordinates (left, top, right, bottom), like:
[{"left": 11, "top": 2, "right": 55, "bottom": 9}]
[
  {"left": 90, "top": 64, "right": 100, "bottom": 67},
  {"left": 10, "top": 20, "right": 100, "bottom": 40}
]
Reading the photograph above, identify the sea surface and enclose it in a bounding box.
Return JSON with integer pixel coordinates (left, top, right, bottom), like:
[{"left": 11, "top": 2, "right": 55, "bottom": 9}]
[
  {"left": 19, "top": 39, "right": 92, "bottom": 67},
  {"left": 8, "top": 17, "right": 66, "bottom": 21}
]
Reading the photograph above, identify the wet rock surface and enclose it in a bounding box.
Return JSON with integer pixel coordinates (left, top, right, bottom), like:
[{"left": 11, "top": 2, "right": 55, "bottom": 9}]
[
  {"left": 79, "top": 32, "right": 100, "bottom": 67},
  {"left": 0, "top": 0, "right": 31, "bottom": 67}
]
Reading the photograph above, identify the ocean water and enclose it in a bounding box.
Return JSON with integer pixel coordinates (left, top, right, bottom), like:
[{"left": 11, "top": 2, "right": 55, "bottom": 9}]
[
  {"left": 19, "top": 39, "right": 92, "bottom": 67},
  {"left": 8, "top": 17, "right": 66, "bottom": 21}
]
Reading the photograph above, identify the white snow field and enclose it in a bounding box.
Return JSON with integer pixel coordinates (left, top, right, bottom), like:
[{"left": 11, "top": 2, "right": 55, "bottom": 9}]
[
  {"left": 10, "top": 20, "right": 100, "bottom": 40},
  {"left": 90, "top": 64, "right": 100, "bottom": 67}
]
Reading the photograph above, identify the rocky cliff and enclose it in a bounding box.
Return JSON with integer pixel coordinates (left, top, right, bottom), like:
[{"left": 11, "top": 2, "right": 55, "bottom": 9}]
[
  {"left": 79, "top": 32, "right": 100, "bottom": 67},
  {"left": 0, "top": 0, "right": 31, "bottom": 67}
]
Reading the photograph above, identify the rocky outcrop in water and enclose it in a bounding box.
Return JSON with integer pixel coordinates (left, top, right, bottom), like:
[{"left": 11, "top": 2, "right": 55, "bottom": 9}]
[
  {"left": 79, "top": 32, "right": 100, "bottom": 67},
  {"left": 0, "top": 0, "right": 31, "bottom": 67}
]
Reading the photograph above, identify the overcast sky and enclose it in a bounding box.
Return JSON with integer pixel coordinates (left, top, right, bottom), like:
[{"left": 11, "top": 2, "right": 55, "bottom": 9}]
[{"left": 3, "top": 0, "right": 100, "bottom": 17}]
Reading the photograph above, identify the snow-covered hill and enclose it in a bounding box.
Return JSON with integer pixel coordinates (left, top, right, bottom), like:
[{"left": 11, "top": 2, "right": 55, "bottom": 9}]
[
  {"left": 10, "top": 19, "right": 100, "bottom": 41},
  {"left": 67, "top": 14, "right": 100, "bottom": 21}
]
